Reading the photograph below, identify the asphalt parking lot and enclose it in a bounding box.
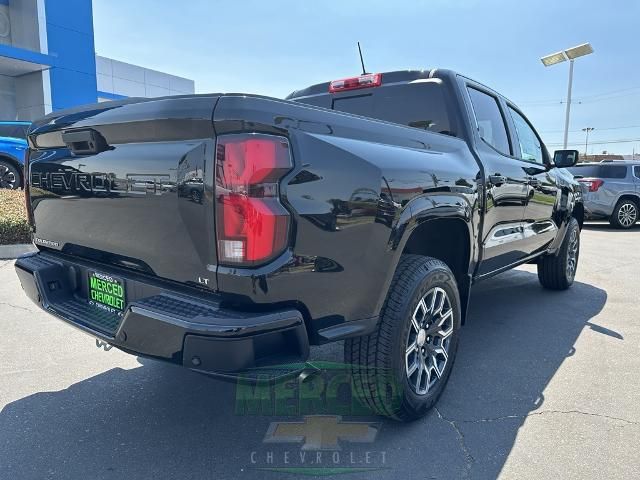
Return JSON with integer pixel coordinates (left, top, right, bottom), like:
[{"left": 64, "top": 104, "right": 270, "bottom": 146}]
[{"left": 1, "top": 222, "right": 639, "bottom": 480}]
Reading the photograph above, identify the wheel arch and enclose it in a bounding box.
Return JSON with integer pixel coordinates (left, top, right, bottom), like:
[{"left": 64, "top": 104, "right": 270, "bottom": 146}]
[
  {"left": 572, "top": 201, "right": 584, "bottom": 229},
  {"left": 398, "top": 213, "right": 473, "bottom": 324},
  {"left": 615, "top": 193, "right": 640, "bottom": 207}
]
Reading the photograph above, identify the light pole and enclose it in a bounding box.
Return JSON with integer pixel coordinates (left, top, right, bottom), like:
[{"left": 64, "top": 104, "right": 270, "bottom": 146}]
[
  {"left": 582, "top": 127, "right": 594, "bottom": 158},
  {"left": 541, "top": 43, "right": 594, "bottom": 149}
]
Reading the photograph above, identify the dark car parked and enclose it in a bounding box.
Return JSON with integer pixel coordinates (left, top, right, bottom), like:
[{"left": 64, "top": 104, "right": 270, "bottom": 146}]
[{"left": 15, "top": 69, "right": 583, "bottom": 420}]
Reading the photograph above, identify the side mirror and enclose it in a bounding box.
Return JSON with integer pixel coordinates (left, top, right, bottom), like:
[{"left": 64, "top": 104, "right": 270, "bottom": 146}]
[{"left": 553, "top": 149, "right": 579, "bottom": 168}]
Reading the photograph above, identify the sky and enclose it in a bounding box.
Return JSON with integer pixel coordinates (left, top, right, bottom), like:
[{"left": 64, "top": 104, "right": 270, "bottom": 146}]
[{"left": 93, "top": 0, "right": 640, "bottom": 155}]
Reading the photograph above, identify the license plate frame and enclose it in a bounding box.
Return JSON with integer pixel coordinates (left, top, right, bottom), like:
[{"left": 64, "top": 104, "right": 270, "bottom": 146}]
[{"left": 87, "top": 270, "right": 126, "bottom": 316}]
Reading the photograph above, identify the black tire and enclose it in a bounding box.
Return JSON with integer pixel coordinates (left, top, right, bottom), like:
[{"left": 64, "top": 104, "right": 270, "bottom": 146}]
[
  {"left": 537, "top": 217, "right": 580, "bottom": 290},
  {"left": 191, "top": 189, "right": 202, "bottom": 203},
  {"left": 609, "top": 198, "right": 638, "bottom": 229},
  {"left": 344, "top": 255, "right": 461, "bottom": 421},
  {"left": 0, "top": 159, "right": 22, "bottom": 189}
]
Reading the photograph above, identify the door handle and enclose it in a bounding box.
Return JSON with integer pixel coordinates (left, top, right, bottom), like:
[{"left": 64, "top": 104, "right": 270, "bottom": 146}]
[{"left": 489, "top": 174, "right": 507, "bottom": 186}]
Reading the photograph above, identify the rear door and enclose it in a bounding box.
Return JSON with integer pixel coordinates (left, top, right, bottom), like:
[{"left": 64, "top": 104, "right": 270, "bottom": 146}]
[
  {"left": 505, "top": 104, "right": 558, "bottom": 256},
  {"left": 635, "top": 166, "right": 640, "bottom": 194},
  {"left": 464, "top": 83, "right": 530, "bottom": 275},
  {"left": 599, "top": 164, "right": 630, "bottom": 196}
]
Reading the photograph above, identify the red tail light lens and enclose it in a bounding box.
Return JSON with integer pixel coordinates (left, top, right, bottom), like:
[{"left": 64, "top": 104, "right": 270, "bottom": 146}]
[
  {"left": 215, "top": 134, "right": 292, "bottom": 266},
  {"left": 578, "top": 178, "right": 604, "bottom": 192},
  {"left": 329, "top": 73, "right": 382, "bottom": 93}
]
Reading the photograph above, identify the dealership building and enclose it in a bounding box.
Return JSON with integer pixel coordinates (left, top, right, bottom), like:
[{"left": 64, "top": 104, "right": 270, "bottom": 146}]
[{"left": 0, "top": 0, "right": 195, "bottom": 121}]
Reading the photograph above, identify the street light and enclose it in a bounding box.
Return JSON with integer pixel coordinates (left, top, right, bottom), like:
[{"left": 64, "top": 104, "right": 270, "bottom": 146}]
[
  {"left": 582, "top": 127, "right": 594, "bottom": 158},
  {"left": 541, "top": 42, "right": 594, "bottom": 149}
]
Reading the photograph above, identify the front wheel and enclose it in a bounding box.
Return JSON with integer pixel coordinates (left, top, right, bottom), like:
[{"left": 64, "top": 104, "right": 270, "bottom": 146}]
[
  {"left": 537, "top": 217, "right": 580, "bottom": 290},
  {"left": 0, "top": 160, "right": 22, "bottom": 189},
  {"left": 344, "top": 255, "right": 461, "bottom": 421}
]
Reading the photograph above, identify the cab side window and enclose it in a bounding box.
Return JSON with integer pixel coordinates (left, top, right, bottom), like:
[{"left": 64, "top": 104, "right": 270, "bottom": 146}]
[
  {"left": 508, "top": 107, "right": 543, "bottom": 164},
  {"left": 467, "top": 87, "right": 511, "bottom": 156},
  {"left": 634, "top": 166, "right": 640, "bottom": 179}
]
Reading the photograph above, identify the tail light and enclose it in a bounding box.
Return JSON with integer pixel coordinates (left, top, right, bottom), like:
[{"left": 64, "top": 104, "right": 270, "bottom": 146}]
[
  {"left": 578, "top": 178, "right": 604, "bottom": 192},
  {"left": 329, "top": 73, "right": 382, "bottom": 93},
  {"left": 215, "top": 134, "right": 292, "bottom": 266}
]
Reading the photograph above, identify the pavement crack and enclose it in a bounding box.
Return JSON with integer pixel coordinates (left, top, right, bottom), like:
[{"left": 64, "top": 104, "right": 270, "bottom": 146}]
[
  {"left": 434, "top": 406, "right": 475, "bottom": 478},
  {"left": 432, "top": 407, "right": 637, "bottom": 477},
  {"left": 456, "top": 410, "right": 638, "bottom": 426},
  {"left": 0, "top": 301, "right": 36, "bottom": 314}
]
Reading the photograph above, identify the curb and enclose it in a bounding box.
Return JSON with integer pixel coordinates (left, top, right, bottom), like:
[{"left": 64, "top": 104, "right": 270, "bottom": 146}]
[{"left": 0, "top": 243, "right": 37, "bottom": 260}]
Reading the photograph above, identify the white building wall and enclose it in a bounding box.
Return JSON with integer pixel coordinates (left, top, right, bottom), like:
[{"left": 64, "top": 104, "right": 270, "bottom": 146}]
[
  {"left": 1, "top": 0, "right": 50, "bottom": 120},
  {"left": 6, "top": 0, "right": 42, "bottom": 51},
  {"left": 0, "top": 75, "right": 16, "bottom": 118},
  {"left": 2, "top": 0, "right": 195, "bottom": 120},
  {"left": 14, "top": 70, "right": 48, "bottom": 119},
  {"left": 96, "top": 55, "right": 195, "bottom": 101},
  {"left": 0, "top": 4, "right": 12, "bottom": 46}
]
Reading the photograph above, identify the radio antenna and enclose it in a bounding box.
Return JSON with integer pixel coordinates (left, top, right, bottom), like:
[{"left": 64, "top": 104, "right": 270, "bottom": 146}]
[{"left": 357, "top": 42, "right": 368, "bottom": 75}]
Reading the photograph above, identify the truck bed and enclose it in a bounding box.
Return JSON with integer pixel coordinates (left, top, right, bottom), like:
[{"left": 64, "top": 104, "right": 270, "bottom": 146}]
[{"left": 27, "top": 93, "right": 472, "bottom": 291}]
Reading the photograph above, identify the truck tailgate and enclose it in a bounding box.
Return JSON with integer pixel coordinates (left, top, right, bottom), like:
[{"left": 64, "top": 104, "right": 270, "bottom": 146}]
[{"left": 27, "top": 95, "right": 220, "bottom": 290}]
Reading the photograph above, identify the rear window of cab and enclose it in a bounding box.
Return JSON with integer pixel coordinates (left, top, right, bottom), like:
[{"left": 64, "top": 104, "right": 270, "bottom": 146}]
[{"left": 297, "top": 81, "right": 456, "bottom": 137}]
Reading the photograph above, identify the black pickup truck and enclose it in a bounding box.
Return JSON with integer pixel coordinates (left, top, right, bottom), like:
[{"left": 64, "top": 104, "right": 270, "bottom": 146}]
[{"left": 15, "top": 69, "right": 583, "bottom": 421}]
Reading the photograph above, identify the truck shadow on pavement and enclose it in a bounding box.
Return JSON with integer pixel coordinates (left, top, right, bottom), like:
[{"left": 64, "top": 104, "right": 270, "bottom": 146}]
[{"left": 0, "top": 269, "right": 609, "bottom": 480}]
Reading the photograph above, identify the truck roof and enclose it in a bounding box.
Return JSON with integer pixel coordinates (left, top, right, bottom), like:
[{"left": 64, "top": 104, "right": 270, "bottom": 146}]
[
  {"left": 286, "top": 69, "right": 446, "bottom": 100},
  {"left": 286, "top": 68, "right": 516, "bottom": 107}
]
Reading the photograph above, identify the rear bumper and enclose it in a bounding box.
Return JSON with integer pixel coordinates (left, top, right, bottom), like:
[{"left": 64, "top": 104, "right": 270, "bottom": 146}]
[{"left": 14, "top": 252, "right": 309, "bottom": 377}]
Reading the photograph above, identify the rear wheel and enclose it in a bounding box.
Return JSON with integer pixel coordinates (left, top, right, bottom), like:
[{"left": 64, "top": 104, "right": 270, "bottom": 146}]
[
  {"left": 537, "top": 217, "right": 580, "bottom": 290},
  {"left": 0, "top": 160, "right": 21, "bottom": 189},
  {"left": 344, "top": 255, "right": 461, "bottom": 421},
  {"left": 609, "top": 199, "right": 638, "bottom": 229}
]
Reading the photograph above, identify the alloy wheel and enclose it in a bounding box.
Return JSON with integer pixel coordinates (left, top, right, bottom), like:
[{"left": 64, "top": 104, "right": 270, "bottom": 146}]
[
  {"left": 0, "top": 164, "right": 17, "bottom": 189},
  {"left": 405, "top": 287, "right": 454, "bottom": 395},
  {"left": 617, "top": 203, "right": 637, "bottom": 228},
  {"left": 566, "top": 227, "right": 579, "bottom": 279}
]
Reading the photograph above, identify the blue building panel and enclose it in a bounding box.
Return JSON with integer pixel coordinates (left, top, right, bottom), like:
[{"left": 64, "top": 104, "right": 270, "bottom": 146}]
[
  {"left": 97, "top": 91, "right": 127, "bottom": 101},
  {"left": 46, "top": 23, "right": 96, "bottom": 74},
  {"left": 45, "top": 0, "right": 97, "bottom": 110},
  {"left": 49, "top": 69, "right": 99, "bottom": 109},
  {"left": 0, "top": 44, "right": 57, "bottom": 67},
  {"left": 44, "top": 0, "right": 94, "bottom": 35}
]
